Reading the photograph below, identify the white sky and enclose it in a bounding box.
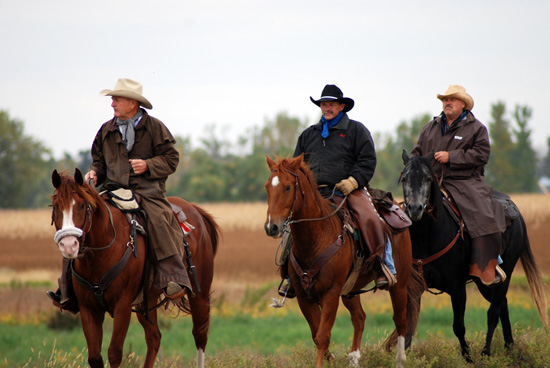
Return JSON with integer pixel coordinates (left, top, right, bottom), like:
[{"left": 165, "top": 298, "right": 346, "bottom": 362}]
[{"left": 1, "top": 0, "right": 549, "bottom": 158}]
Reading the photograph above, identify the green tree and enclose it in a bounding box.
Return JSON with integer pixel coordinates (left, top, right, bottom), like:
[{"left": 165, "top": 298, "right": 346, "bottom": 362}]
[
  {"left": 511, "top": 105, "right": 537, "bottom": 192},
  {"left": 539, "top": 137, "right": 550, "bottom": 178},
  {"left": 486, "top": 101, "right": 516, "bottom": 192},
  {"left": 370, "top": 113, "right": 431, "bottom": 193},
  {"left": 0, "top": 110, "right": 53, "bottom": 208},
  {"left": 251, "top": 112, "right": 308, "bottom": 157}
]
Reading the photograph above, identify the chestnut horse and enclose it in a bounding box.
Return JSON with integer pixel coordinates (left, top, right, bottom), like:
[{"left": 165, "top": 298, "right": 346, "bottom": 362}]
[
  {"left": 50, "top": 168, "right": 219, "bottom": 368},
  {"left": 264, "top": 155, "right": 422, "bottom": 368}
]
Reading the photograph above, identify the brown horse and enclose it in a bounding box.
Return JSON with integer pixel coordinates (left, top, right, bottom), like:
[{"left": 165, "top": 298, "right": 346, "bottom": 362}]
[
  {"left": 264, "top": 155, "right": 422, "bottom": 368},
  {"left": 50, "top": 168, "right": 220, "bottom": 368}
]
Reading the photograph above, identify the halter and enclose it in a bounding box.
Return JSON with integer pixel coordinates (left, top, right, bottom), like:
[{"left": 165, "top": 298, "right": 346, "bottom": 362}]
[{"left": 274, "top": 168, "right": 348, "bottom": 231}]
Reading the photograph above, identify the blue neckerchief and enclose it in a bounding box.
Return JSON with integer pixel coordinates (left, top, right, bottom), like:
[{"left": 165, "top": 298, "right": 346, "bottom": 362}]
[
  {"left": 441, "top": 110, "right": 467, "bottom": 135},
  {"left": 321, "top": 111, "right": 344, "bottom": 138}
]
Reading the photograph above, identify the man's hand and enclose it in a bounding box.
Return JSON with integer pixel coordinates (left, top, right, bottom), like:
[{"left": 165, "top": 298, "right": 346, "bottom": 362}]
[
  {"left": 434, "top": 151, "right": 449, "bottom": 164},
  {"left": 85, "top": 170, "right": 98, "bottom": 186},
  {"left": 130, "top": 159, "right": 148, "bottom": 174},
  {"left": 335, "top": 176, "right": 358, "bottom": 196}
]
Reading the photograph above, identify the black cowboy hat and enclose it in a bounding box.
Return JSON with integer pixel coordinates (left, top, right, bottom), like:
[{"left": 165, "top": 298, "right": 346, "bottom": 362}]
[{"left": 310, "top": 84, "right": 354, "bottom": 112}]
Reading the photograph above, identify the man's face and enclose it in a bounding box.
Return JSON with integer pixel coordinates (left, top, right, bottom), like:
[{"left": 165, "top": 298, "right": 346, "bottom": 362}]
[
  {"left": 111, "top": 96, "right": 137, "bottom": 119},
  {"left": 442, "top": 97, "right": 465, "bottom": 121},
  {"left": 320, "top": 101, "right": 346, "bottom": 120}
]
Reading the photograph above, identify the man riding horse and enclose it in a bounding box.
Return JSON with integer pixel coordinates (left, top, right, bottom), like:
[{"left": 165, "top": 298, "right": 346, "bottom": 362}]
[
  {"left": 278, "top": 84, "right": 397, "bottom": 298},
  {"left": 410, "top": 84, "right": 506, "bottom": 286},
  {"left": 47, "top": 78, "right": 192, "bottom": 310}
]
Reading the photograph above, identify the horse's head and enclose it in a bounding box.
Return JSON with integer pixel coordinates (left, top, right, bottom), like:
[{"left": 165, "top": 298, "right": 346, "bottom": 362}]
[
  {"left": 400, "top": 150, "right": 439, "bottom": 221},
  {"left": 264, "top": 154, "right": 306, "bottom": 238},
  {"left": 51, "top": 168, "right": 98, "bottom": 258}
]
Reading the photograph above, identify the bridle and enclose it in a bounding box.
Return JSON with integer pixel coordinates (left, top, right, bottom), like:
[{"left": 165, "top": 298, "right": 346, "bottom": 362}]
[{"left": 273, "top": 167, "right": 348, "bottom": 232}]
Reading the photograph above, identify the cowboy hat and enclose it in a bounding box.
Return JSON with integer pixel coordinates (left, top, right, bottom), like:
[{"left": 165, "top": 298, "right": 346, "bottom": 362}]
[
  {"left": 310, "top": 84, "right": 354, "bottom": 112},
  {"left": 437, "top": 84, "right": 474, "bottom": 111},
  {"left": 99, "top": 78, "right": 153, "bottom": 109}
]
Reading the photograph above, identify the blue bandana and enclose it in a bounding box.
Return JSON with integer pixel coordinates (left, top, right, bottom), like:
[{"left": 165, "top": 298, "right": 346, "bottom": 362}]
[{"left": 321, "top": 111, "right": 344, "bottom": 138}]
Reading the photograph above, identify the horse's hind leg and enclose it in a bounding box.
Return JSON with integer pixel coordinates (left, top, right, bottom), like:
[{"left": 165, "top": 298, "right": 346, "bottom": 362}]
[
  {"left": 341, "top": 295, "right": 365, "bottom": 367},
  {"left": 189, "top": 293, "right": 213, "bottom": 368},
  {"left": 136, "top": 304, "right": 161, "bottom": 368}
]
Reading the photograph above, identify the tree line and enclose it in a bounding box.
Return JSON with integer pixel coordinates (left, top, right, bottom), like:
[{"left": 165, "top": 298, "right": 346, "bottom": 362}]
[{"left": 0, "top": 103, "right": 544, "bottom": 209}]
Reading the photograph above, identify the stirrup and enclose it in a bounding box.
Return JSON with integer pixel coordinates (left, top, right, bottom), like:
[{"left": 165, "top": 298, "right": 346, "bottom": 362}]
[
  {"left": 490, "top": 265, "right": 507, "bottom": 286},
  {"left": 376, "top": 264, "right": 397, "bottom": 290}
]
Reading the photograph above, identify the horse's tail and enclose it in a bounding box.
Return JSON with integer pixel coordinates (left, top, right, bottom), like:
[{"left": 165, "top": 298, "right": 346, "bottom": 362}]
[
  {"left": 384, "top": 267, "right": 424, "bottom": 351},
  {"left": 519, "top": 218, "right": 549, "bottom": 330},
  {"left": 192, "top": 203, "right": 221, "bottom": 257}
]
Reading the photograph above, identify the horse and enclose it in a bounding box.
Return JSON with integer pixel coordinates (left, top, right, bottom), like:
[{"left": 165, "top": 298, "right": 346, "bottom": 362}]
[
  {"left": 400, "top": 151, "right": 549, "bottom": 361},
  {"left": 50, "top": 168, "right": 220, "bottom": 368},
  {"left": 264, "top": 155, "right": 423, "bottom": 368}
]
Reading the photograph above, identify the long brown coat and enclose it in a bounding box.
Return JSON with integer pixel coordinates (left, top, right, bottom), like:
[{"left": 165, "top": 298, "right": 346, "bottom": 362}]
[
  {"left": 411, "top": 111, "right": 505, "bottom": 238},
  {"left": 89, "top": 110, "right": 183, "bottom": 260}
]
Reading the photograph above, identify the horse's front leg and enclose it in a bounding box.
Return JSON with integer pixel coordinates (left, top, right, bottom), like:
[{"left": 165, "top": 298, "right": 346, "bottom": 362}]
[
  {"left": 450, "top": 287, "right": 472, "bottom": 362},
  {"left": 108, "top": 300, "right": 134, "bottom": 367},
  {"left": 341, "top": 295, "right": 365, "bottom": 367},
  {"left": 136, "top": 298, "right": 161, "bottom": 368},
  {"left": 80, "top": 307, "right": 106, "bottom": 368},
  {"left": 314, "top": 290, "right": 341, "bottom": 368}
]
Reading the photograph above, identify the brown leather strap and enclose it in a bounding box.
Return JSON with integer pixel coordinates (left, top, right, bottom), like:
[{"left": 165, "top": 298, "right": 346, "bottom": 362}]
[
  {"left": 290, "top": 236, "right": 344, "bottom": 293},
  {"left": 413, "top": 230, "right": 460, "bottom": 274}
]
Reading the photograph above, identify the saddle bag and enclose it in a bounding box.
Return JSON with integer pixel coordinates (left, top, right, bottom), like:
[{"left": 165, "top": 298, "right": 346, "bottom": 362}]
[{"left": 369, "top": 188, "right": 412, "bottom": 233}]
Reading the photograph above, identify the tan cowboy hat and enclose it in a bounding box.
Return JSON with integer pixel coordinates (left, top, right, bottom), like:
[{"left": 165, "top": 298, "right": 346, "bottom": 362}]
[
  {"left": 437, "top": 84, "right": 474, "bottom": 111},
  {"left": 99, "top": 78, "right": 153, "bottom": 109}
]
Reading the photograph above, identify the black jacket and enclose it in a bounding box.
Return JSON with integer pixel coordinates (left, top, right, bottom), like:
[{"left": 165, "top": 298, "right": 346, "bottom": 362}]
[{"left": 294, "top": 114, "right": 376, "bottom": 188}]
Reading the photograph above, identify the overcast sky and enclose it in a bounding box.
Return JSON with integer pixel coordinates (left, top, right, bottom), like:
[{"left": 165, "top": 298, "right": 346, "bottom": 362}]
[{"left": 1, "top": 0, "right": 549, "bottom": 159}]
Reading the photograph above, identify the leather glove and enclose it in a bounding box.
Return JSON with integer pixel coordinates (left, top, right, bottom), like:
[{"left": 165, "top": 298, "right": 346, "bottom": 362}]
[{"left": 335, "top": 176, "right": 358, "bottom": 196}]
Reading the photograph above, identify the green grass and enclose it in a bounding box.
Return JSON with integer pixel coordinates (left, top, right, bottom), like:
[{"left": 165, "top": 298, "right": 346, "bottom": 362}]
[{"left": 1, "top": 304, "right": 548, "bottom": 367}]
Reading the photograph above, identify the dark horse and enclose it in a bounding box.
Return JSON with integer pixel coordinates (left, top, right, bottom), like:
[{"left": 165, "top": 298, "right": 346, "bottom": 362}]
[
  {"left": 50, "top": 168, "right": 220, "bottom": 368},
  {"left": 264, "top": 155, "right": 423, "bottom": 368},
  {"left": 400, "top": 151, "right": 548, "bottom": 361}
]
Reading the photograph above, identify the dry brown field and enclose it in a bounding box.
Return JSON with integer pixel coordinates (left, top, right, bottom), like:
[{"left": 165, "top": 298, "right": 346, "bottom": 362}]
[{"left": 1, "top": 195, "right": 550, "bottom": 318}]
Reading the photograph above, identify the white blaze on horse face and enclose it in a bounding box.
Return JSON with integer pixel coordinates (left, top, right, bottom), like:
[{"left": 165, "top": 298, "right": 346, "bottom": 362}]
[
  {"left": 54, "top": 199, "right": 82, "bottom": 258},
  {"left": 271, "top": 175, "right": 280, "bottom": 188}
]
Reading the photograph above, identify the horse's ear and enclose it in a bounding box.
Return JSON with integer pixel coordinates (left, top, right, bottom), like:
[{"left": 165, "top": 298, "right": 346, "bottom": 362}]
[
  {"left": 402, "top": 149, "right": 410, "bottom": 165},
  {"left": 74, "top": 168, "right": 84, "bottom": 186},
  {"left": 290, "top": 153, "right": 303, "bottom": 172},
  {"left": 427, "top": 151, "right": 435, "bottom": 163},
  {"left": 266, "top": 154, "right": 277, "bottom": 170},
  {"left": 52, "top": 170, "right": 61, "bottom": 189}
]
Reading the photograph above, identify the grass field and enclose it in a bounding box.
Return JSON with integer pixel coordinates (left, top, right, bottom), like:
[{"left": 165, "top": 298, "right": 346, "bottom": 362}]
[{"left": 1, "top": 196, "right": 550, "bottom": 367}]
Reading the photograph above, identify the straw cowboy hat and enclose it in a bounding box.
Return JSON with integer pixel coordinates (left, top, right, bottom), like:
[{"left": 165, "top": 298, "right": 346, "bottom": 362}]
[
  {"left": 99, "top": 78, "right": 153, "bottom": 109},
  {"left": 437, "top": 84, "right": 474, "bottom": 111},
  {"left": 310, "top": 84, "right": 354, "bottom": 112}
]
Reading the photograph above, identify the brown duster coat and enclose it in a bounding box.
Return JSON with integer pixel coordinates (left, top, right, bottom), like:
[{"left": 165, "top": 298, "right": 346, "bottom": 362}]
[
  {"left": 411, "top": 111, "right": 505, "bottom": 238},
  {"left": 89, "top": 110, "right": 183, "bottom": 260}
]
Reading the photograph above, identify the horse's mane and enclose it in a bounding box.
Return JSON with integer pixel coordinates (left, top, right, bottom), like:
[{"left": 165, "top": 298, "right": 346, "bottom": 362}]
[
  {"left": 276, "top": 157, "right": 335, "bottom": 216},
  {"left": 52, "top": 171, "right": 105, "bottom": 216}
]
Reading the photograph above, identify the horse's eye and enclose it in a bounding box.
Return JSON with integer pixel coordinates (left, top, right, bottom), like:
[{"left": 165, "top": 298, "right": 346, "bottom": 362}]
[{"left": 285, "top": 185, "right": 291, "bottom": 192}]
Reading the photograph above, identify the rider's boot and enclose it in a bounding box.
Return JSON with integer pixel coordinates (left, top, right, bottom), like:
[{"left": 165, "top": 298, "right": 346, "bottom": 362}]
[
  {"left": 46, "top": 258, "right": 79, "bottom": 314},
  {"left": 470, "top": 232, "right": 505, "bottom": 286},
  {"left": 157, "top": 254, "right": 193, "bottom": 300}
]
